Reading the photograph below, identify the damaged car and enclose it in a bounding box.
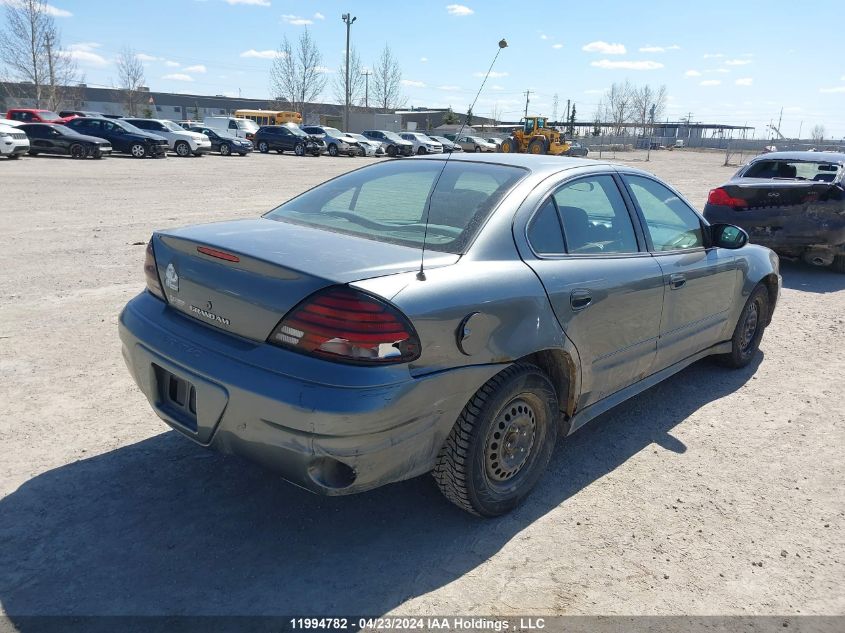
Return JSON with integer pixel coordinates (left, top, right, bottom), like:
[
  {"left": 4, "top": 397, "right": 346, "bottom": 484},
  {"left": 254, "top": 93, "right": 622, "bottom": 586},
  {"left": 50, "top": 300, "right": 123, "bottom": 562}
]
[
  {"left": 120, "top": 154, "right": 780, "bottom": 516},
  {"left": 704, "top": 151, "right": 845, "bottom": 272}
]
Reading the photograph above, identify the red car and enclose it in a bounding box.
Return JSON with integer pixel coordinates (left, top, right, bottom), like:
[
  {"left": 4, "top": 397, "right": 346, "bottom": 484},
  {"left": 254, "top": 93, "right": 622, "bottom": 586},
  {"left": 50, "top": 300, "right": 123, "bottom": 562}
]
[{"left": 5, "top": 108, "right": 78, "bottom": 124}]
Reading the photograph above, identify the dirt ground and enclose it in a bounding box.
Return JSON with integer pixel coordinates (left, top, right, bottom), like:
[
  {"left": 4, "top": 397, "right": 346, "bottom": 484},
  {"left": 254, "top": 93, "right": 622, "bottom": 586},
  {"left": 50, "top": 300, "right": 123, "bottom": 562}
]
[{"left": 0, "top": 149, "right": 843, "bottom": 621}]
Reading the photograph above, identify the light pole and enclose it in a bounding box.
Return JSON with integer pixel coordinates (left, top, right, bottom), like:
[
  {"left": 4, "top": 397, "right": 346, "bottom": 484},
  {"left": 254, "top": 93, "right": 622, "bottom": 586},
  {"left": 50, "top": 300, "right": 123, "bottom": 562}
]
[
  {"left": 341, "top": 13, "right": 357, "bottom": 131},
  {"left": 361, "top": 69, "right": 372, "bottom": 109}
]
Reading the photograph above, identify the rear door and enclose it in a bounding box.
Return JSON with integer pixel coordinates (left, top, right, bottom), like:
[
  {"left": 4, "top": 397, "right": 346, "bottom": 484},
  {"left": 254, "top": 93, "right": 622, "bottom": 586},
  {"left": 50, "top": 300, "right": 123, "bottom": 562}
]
[
  {"left": 620, "top": 172, "right": 738, "bottom": 370},
  {"left": 521, "top": 173, "right": 665, "bottom": 406}
]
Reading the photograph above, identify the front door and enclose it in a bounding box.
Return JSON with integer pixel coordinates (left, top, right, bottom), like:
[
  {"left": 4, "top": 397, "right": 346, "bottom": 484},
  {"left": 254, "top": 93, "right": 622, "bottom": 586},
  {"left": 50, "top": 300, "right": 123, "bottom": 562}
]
[
  {"left": 522, "top": 174, "right": 665, "bottom": 407},
  {"left": 620, "top": 173, "right": 738, "bottom": 370}
]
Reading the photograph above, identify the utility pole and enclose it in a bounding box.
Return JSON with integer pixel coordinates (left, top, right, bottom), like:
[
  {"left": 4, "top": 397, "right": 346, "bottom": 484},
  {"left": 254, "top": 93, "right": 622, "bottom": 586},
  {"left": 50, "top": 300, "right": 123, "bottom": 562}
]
[
  {"left": 565, "top": 99, "right": 570, "bottom": 128},
  {"left": 361, "top": 70, "right": 371, "bottom": 109},
  {"left": 341, "top": 13, "right": 357, "bottom": 132},
  {"left": 523, "top": 89, "right": 532, "bottom": 118},
  {"left": 45, "top": 32, "right": 55, "bottom": 109},
  {"left": 798, "top": 120, "right": 803, "bottom": 140},
  {"left": 776, "top": 107, "right": 783, "bottom": 140}
]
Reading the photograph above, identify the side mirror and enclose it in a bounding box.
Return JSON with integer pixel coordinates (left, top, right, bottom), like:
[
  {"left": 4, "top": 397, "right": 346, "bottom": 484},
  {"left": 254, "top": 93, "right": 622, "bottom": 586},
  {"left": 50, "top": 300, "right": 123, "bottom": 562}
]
[{"left": 711, "top": 223, "right": 748, "bottom": 249}]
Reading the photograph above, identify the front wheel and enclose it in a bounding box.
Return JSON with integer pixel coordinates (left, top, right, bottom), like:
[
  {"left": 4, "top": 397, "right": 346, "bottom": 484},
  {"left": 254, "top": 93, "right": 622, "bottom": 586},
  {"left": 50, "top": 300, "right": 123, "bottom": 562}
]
[
  {"left": 129, "top": 143, "right": 146, "bottom": 158},
  {"left": 175, "top": 141, "right": 191, "bottom": 157},
  {"left": 294, "top": 143, "right": 305, "bottom": 157},
  {"left": 417, "top": 146, "right": 427, "bottom": 155},
  {"left": 386, "top": 145, "right": 397, "bottom": 157},
  {"left": 8, "top": 153, "right": 20, "bottom": 159},
  {"left": 328, "top": 143, "right": 339, "bottom": 157},
  {"left": 69, "top": 143, "right": 87, "bottom": 159},
  {"left": 433, "top": 363, "right": 558, "bottom": 517},
  {"left": 720, "top": 284, "right": 769, "bottom": 368},
  {"left": 257, "top": 141, "right": 269, "bottom": 153},
  {"left": 500, "top": 138, "right": 517, "bottom": 153}
]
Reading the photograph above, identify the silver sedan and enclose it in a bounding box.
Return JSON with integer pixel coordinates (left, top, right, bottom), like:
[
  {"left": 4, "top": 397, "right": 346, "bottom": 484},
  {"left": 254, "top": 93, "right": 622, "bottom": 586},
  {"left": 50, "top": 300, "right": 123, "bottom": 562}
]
[{"left": 119, "top": 154, "right": 780, "bottom": 516}]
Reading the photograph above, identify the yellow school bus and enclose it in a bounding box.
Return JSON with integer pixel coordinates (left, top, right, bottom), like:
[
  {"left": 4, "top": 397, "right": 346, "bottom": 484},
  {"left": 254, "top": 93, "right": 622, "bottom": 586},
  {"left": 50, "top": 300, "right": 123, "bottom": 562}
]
[{"left": 234, "top": 109, "right": 303, "bottom": 126}]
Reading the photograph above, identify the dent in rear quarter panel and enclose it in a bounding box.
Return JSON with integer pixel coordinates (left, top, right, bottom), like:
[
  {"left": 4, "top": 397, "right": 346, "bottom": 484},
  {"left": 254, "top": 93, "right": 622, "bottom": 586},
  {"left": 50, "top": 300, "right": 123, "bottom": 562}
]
[{"left": 733, "top": 244, "right": 781, "bottom": 327}]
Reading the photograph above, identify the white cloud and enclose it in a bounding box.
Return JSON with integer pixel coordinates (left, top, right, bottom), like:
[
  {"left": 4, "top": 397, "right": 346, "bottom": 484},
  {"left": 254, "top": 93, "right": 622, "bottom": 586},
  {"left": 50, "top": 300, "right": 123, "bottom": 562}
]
[
  {"left": 582, "top": 41, "right": 626, "bottom": 55},
  {"left": 703, "top": 53, "right": 724, "bottom": 59},
  {"left": 64, "top": 42, "right": 108, "bottom": 67},
  {"left": 725, "top": 59, "right": 752, "bottom": 66},
  {"left": 685, "top": 69, "right": 702, "bottom": 77},
  {"left": 163, "top": 73, "right": 194, "bottom": 82},
  {"left": 313, "top": 12, "right": 325, "bottom": 19},
  {"left": 420, "top": 57, "right": 428, "bottom": 62},
  {"left": 437, "top": 85, "right": 460, "bottom": 91},
  {"left": 136, "top": 53, "right": 160, "bottom": 62},
  {"left": 639, "top": 46, "right": 664, "bottom": 53},
  {"left": 225, "top": 0, "right": 270, "bottom": 6},
  {"left": 282, "top": 14, "right": 312, "bottom": 25},
  {"left": 240, "top": 49, "right": 284, "bottom": 59},
  {"left": 474, "top": 70, "right": 508, "bottom": 78},
  {"left": 667, "top": 44, "right": 681, "bottom": 50},
  {"left": 183, "top": 64, "right": 207, "bottom": 73},
  {"left": 699, "top": 79, "right": 721, "bottom": 86},
  {"left": 4, "top": 0, "right": 75, "bottom": 18},
  {"left": 552, "top": 43, "right": 563, "bottom": 49},
  {"left": 591, "top": 59, "right": 663, "bottom": 70},
  {"left": 401, "top": 79, "right": 426, "bottom": 88},
  {"left": 164, "top": 60, "right": 180, "bottom": 67},
  {"left": 820, "top": 86, "right": 845, "bottom": 93},
  {"left": 540, "top": 34, "right": 548, "bottom": 40},
  {"left": 735, "top": 78, "right": 753, "bottom": 86},
  {"left": 446, "top": 4, "right": 473, "bottom": 16}
]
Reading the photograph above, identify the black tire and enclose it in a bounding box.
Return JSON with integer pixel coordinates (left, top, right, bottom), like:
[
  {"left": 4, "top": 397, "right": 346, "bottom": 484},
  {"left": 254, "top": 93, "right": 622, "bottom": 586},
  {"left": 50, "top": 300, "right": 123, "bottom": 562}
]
[
  {"left": 474, "top": 145, "right": 482, "bottom": 153},
  {"left": 175, "top": 141, "right": 191, "bottom": 157},
  {"left": 294, "top": 143, "right": 305, "bottom": 157},
  {"left": 129, "top": 143, "right": 146, "bottom": 158},
  {"left": 328, "top": 143, "right": 339, "bottom": 157},
  {"left": 719, "top": 284, "right": 769, "bottom": 368},
  {"left": 69, "top": 143, "right": 86, "bottom": 159},
  {"left": 831, "top": 255, "right": 845, "bottom": 274},
  {"left": 28, "top": 150, "right": 39, "bottom": 156},
  {"left": 417, "top": 146, "right": 427, "bottom": 155},
  {"left": 528, "top": 139, "right": 547, "bottom": 155},
  {"left": 8, "top": 153, "right": 20, "bottom": 159},
  {"left": 500, "top": 138, "right": 517, "bottom": 153},
  {"left": 257, "top": 141, "right": 269, "bottom": 153},
  {"left": 433, "top": 363, "right": 559, "bottom": 517},
  {"left": 386, "top": 144, "right": 397, "bottom": 157},
  {"left": 220, "top": 143, "right": 231, "bottom": 156}
]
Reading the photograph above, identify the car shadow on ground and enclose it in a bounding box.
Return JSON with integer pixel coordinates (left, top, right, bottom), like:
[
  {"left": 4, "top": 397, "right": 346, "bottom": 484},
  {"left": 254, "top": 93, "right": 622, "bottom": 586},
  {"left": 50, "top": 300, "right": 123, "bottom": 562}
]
[
  {"left": 0, "top": 354, "right": 761, "bottom": 625},
  {"left": 780, "top": 260, "right": 845, "bottom": 294}
]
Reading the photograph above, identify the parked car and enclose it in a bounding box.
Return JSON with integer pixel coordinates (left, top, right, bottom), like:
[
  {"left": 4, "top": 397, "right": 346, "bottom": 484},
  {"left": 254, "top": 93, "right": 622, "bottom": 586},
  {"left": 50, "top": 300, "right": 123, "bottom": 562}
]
[
  {"left": 302, "top": 125, "right": 363, "bottom": 157},
  {"left": 119, "top": 154, "right": 779, "bottom": 517},
  {"left": 454, "top": 135, "right": 497, "bottom": 152},
  {"left": 565, "top": 141, "right": 589, "bottom": 157},
  {"left": 65, "top": 117, "right": 169, "bottom": 158},
  {"left": 18, "top": 123, "right": 112, "bottom": 159},
  {"left": 202, "top": 116, "right": 259, "bottom": 141},
  {"left": 346, "top": 133, "right": 384, "bottom": 157},
  {"left": 6, "top": 108, "right": 78, "bottom": 124},
  {"left": 124, "top": 119, "right": 211, "bottom": 157},
  {"left": 399, "top": 132, "right": 443, "bottom": 155},
  {"left": 361, "top": 130, "right": 413, "bottom": 157},
  {"left": 253, "top": 124, "right": 324, "bottom": 156},
  {"left": 59, "top": 110, "right": 104, "bottom": 118},
  {"left": 0, "top": 122, "right": 29, "bottom": 159},
  {"left": 428, "top": 135, "right": 462, "bottom": 153},
  {"left": 487, "top": 137, "right": 503, "bottom": 149},
  {"left": 187, "top": 126, "right": 252, "bottom": 156},
  {"left": 703, "top": 151, "right": 845, "bottom": 272}
]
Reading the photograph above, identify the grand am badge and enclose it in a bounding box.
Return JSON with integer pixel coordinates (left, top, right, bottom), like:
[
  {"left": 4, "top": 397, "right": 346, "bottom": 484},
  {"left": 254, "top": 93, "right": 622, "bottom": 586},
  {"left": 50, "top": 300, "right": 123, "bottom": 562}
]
[
  {"left": 165, "top": 263, "right": 179, "bottom": 291},
  {"left": 190, "top": 304, "right": 231, "bottom": 326}
]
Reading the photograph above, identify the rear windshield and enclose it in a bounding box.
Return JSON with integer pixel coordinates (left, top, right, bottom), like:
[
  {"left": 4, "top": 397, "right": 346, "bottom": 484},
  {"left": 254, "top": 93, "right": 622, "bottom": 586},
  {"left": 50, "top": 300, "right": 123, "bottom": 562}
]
[
  {"left": 743, "top": 160, "right": 841, "bottom": 182},
  {"left": 265, "top": 160, "right": 526, "bottom": 253}
]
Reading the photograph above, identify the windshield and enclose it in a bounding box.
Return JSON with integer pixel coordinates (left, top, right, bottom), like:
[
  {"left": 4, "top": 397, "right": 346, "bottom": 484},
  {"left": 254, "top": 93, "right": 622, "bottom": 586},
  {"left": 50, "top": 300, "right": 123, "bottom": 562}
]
[
  {"left": 162, "top": 120, "right": 185, "bottom": 132},
  {"left": 383, "top": 131, "right": 404, "bottom": 142},
  {"left": 265, "top": 160, "right": 526, "bottom": 253},
  {"left": 114, "top": 119, "right": 144, "bottom": 134},
  {"left": 237, "top": 119, "right": 259, "bottom": 131},
  {"left": 743, "top": 159, "right": 841, "bottom": 181},
  {"left": 323, "top": 127, "right": 344, "bottom": 137},
  {"left": 284, "top": 123, "right": 307, "bottom": 137},
  {"left": 39, "top": 111, "right": 61, "bottom": 121},
  {"left": 348, "top": 133, "right": 368, "bottom": 142}
]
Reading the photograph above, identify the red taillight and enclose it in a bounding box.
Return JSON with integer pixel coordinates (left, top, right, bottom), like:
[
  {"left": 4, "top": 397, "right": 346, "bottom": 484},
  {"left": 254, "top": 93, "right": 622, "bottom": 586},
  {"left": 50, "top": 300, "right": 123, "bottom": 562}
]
[
  {"left": 144, "top": 239, "right": 165, "bottom": 301},
  {"left": 268, "top": 286, "right": 420, "bottom": 365},
  {"left": 708, "top": 187, "right": 747, "bottom": 209}
]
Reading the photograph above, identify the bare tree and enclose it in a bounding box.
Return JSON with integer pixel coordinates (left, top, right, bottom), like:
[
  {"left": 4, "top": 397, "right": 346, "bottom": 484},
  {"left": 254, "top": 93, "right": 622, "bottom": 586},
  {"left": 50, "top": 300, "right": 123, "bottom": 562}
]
[
  {"left": 269, "top": 27, "right": 328, "bottom": 115},
  {"left": 116, "top": 46, "right": 146, "bottom": 117},
  {"left": 371, "top": 45, "right": 406, "bottom": 111},
  {"left": 604, "top": 81, "right": 634, "bottom": 135},
  {"left": 332, "top": 45, "right": 364, "bottom": 108},
  {"left": 632, "top": 84, "right": 667, "bottom": 136},
  {"left": 489, "top": 102, "right": 502, "bottom": 125},
  {"left": 551, "top": 93, "right": 559, "bottom": 123},
  {"left": 811, "top": 124, "right": 825, "bottom": 143},
  {"left": 0, "top": 0, "right": 79, "bottom": 109}
]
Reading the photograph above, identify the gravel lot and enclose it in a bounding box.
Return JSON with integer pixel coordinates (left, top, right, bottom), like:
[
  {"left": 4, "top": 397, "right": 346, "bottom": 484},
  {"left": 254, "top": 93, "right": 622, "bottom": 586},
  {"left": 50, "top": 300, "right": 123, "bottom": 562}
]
[{"left": 0, "top": 149, "right": 843, "bottom": 620}]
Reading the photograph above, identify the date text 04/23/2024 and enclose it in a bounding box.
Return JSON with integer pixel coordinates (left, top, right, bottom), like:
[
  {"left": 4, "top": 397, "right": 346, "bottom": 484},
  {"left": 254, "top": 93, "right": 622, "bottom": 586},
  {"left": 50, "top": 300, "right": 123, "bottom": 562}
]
[{"left": 289, "top": 617, "right": 546, "bottom": 630}]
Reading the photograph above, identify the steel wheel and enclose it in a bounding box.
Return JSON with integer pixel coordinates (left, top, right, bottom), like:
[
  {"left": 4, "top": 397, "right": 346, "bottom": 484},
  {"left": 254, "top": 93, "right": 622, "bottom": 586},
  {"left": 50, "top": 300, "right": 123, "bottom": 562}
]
[
  {"left": 739, "top": 301, "right": 760, "bottom": 355},
  {"left": 220, "top": 143, "right": 231, "bottom": 156},
  {"left": 484, "top": 398, "right": 537, "bottom": 483},
  {"left": 719, "top": 284, "right": 769, "bottom": 368},
  {"left": 130, "top": 143, "right": 146, "bottom": 158}
]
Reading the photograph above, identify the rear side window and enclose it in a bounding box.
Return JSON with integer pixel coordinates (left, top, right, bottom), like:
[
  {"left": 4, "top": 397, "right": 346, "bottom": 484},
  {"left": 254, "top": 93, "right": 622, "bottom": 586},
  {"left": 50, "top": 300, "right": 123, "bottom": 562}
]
[
  {"left": 266, "top": 160, "right": 526, "bottom": 253},
  {"left": 527, "top": 199, "right": 565, "bottom": 254},
  {"left": 625, "top": 175, "right": 703, "bottom": 251}
]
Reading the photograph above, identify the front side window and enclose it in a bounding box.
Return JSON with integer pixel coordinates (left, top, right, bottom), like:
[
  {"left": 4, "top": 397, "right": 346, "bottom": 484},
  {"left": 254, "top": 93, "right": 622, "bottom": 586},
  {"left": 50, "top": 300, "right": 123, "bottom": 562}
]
[
  {"left": 625, "top": 175, "right": 703, "bottom": 251},
  {"left": 552, "top": 176, "right": 639, "bottom": 254},
  {"left": 265, "top": 160, "right": 526, "bottom": 253}
]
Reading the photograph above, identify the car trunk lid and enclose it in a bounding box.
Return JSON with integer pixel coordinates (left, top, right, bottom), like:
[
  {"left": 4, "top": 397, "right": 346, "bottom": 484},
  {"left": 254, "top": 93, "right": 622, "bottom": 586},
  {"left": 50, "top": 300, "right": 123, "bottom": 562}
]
[{"left": 153, "top": 218, "right": 458, "bottom": 341}]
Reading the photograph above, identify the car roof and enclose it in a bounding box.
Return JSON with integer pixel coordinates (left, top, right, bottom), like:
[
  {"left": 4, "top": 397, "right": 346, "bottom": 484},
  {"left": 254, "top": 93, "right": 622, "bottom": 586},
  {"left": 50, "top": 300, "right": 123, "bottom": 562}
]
[
  {"left": 750, "top": 151, "right": 845, "bottom": 163},
  {"left": 412, "top": 152, "right": 612, "bottom": 176}
]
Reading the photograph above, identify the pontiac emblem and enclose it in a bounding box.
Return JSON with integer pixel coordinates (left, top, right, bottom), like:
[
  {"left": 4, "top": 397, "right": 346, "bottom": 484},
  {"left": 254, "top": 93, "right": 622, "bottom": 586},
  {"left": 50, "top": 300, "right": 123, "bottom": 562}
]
[{"left": 165, "top": 263, "right": 179, "bottom": 291}]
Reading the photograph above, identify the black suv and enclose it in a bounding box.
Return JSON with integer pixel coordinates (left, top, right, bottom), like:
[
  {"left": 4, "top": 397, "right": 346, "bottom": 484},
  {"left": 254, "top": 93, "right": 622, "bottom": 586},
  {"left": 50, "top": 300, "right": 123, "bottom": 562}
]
[
  {"left": 253, "top": 124, "right": 324, "bottom": 156},
  {"left": 65, "top": 117, "right": 168, "bottom": 158},
  {"left": 361, "top": 130, "right": 413, "bottom": 157},
  {"left": 19, "top": 123, "right": 113, "bottom": 158}
]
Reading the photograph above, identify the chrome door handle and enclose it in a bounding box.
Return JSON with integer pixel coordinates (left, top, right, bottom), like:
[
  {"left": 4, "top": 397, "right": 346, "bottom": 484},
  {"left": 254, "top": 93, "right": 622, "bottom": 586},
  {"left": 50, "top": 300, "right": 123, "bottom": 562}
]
[{"left": 669, "top": 273, "right": 687, "bottom": 289}]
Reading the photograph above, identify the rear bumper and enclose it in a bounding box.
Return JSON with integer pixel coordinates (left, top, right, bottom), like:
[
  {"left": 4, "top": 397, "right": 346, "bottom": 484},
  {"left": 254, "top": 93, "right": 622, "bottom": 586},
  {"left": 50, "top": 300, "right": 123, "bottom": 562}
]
[{"left": 118, "top": 292, "right": 500, "bottom": 495}]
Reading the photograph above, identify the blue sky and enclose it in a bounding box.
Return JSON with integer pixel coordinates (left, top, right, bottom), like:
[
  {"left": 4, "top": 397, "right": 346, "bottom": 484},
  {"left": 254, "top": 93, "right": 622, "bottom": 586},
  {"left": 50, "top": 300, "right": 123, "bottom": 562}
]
[{"left": 26, "top": 0, "right": 845, "bottom": 137}]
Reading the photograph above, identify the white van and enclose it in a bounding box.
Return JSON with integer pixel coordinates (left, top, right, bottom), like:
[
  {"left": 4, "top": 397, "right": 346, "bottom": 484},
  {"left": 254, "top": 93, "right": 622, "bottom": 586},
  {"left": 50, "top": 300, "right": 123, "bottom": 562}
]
[{"left": 202, "top": 116, "right": 259, "bottom": 140}]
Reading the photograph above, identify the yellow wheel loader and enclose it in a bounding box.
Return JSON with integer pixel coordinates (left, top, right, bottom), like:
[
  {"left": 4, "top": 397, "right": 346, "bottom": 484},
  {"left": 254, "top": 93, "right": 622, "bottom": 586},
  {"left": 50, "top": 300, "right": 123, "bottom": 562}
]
[{"left": 499, "top": 117, "right": 571, "bottom": 155}]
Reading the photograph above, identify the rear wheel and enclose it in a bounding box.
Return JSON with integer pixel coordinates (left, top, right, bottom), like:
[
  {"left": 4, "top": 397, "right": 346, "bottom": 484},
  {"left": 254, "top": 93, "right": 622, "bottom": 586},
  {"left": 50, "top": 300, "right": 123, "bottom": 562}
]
[
  {"left": 69, "top": 143, "right": 86, "bottom": 159},
  {"left": 831, "top": 255, "right": 845, "bottom": 274},
  {"left": 528, "top": 139, "right": 547, "bottom": 155},
  {"left": 220, "top": 143, "right": 231, "bottom": 156},
  {"left": 175, "top": 141, "right": 191, "bottom": 157},
  {"left": 474, "top": 145, "right": 482, "bottom": 153},
  {"left": 719, "top": 285, "right": 769, "bottom": 368},
  {"left": 257, "top": 141, "right": 269, "bottom": 153},
  {"left": 130, "top": 143, "right": 146, "bottom": 158},
  {"left": 433, "top": 363, "right": 558, "bottom": 517}
]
